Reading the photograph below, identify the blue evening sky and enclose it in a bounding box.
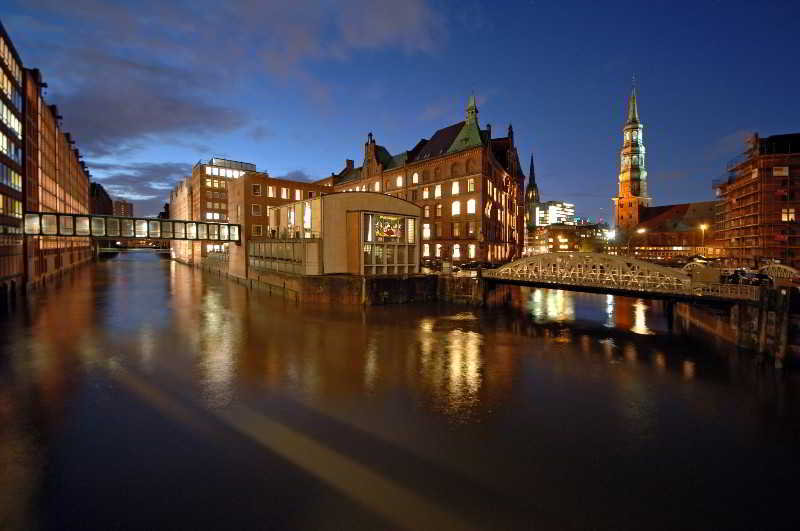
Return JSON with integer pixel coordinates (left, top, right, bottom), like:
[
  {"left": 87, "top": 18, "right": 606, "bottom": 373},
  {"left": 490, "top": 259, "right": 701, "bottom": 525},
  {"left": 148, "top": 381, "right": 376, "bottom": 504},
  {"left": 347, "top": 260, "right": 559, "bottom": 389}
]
[{"left": 4, "top": 0, "right": 799, "bottom": 218}]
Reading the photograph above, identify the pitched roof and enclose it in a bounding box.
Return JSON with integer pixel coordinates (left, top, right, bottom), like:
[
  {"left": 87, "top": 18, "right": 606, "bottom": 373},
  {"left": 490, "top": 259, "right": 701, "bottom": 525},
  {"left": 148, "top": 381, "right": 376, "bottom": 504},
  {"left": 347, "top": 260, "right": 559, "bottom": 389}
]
[
  {"left": 409, "top": 121, "right": 465, "bottom": 162},
  {"left": 337, "top": 166, "right": 363, "bottom": 184},
  {"left": 638, "top": 201, "right": 715, "bottom": 232}
]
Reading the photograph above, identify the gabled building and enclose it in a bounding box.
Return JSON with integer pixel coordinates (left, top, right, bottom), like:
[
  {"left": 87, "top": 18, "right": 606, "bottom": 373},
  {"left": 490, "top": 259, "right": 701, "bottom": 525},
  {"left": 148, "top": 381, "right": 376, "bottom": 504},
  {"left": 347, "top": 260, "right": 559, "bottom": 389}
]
[{"left": 319, "top": 96, "right": 525, "bottom": 263}]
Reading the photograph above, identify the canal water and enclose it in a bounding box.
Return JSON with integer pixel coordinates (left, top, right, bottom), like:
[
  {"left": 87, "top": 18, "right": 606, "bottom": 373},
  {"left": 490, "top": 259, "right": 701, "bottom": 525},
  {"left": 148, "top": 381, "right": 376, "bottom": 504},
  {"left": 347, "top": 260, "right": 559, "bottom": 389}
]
[{"left": 1, "top": 252, "right": 798, "bottom": 530}]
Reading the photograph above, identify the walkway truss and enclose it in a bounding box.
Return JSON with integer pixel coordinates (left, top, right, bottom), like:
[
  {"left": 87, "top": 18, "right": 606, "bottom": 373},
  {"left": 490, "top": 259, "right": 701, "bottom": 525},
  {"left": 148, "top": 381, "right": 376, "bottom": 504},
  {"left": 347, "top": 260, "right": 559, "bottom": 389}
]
[
  {"left": 484, "top": 253, "right": 760, "bottom": 301},
  {"left": 23, "top": 212, "right": 241, "bottom": 243}
]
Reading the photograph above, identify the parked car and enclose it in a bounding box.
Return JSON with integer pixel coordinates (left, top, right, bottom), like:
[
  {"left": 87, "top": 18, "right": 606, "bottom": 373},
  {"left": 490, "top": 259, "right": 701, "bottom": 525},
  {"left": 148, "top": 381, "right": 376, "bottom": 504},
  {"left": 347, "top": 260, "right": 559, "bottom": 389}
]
[
  {"left": 421, "top": 258, "right": 442, "bottom": 272},
  {"left": 459, "top": 261, "right": 495, "bottom": 271},
  {"left": 745, "top": 273, "right": 773, "bottom": 287}
]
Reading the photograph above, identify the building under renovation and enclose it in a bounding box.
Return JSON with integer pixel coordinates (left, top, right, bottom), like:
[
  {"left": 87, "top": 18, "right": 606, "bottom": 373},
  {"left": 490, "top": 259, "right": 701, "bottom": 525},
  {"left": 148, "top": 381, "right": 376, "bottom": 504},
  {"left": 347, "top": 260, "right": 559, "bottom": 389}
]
[{"left": 714, "top": 133, "right": 800, "bottom": 269}]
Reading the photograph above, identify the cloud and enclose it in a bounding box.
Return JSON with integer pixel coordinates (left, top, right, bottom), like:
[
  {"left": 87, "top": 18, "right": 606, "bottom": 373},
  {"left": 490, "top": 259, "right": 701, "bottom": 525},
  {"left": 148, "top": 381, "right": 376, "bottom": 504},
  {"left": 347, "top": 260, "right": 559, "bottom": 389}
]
[
  {"left": 275, "top": 170, "right": 318, "bottom": 182},
  {"left": 8, "top": 0, "right": 443, "bottom": 157},
  {"left": 703, "top": 129, "right": 754, "bottom": 162},
  {"left": 248, "top": 126, "right": 272, "bottom": 142},
  {"left": 90, "top": 161, "right": 192, "bottom": 216}
]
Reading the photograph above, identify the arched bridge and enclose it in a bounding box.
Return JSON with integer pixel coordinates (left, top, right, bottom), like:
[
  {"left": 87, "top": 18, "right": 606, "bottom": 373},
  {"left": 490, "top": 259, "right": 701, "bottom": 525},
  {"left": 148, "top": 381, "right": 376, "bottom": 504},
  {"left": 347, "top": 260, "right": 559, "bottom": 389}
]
[{"left": 483, "top": 253, "right": 760, "bottom": 302}]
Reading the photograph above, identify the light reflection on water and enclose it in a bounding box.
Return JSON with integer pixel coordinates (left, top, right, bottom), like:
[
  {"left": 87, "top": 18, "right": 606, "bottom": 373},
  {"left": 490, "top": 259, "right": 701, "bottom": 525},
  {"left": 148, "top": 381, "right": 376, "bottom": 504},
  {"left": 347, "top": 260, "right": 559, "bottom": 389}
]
[{"left": 1, "top": 253, "right": 799, "bottom": 530}]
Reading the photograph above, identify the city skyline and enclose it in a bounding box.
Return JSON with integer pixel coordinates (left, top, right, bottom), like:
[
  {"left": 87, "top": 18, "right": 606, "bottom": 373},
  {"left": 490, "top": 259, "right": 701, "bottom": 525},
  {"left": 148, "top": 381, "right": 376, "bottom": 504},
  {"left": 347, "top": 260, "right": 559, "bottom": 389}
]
[{"left": 4, "top": 0, "right": 800, "bottom": 218}]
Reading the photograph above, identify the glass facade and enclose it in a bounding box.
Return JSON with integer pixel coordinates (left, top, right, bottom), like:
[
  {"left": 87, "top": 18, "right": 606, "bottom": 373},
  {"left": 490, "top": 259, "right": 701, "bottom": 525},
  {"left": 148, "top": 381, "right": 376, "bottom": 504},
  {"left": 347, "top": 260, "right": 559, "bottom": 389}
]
[
  {"left": 22, "top": 213, "right": 241, "bottom": 242},
  {"left": 362, "top": 213, "right": 418, "bottom": 275}
]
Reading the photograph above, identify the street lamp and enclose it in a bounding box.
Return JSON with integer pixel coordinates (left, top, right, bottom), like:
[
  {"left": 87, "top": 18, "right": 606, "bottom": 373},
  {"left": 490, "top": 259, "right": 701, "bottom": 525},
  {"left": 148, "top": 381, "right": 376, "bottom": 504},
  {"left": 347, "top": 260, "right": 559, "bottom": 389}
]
[
  {"left": 628, "top": 227, "right": 646, "bottom": 256},
  {"left": 699, "top": 223, "right": 708, "bottom": 247}
]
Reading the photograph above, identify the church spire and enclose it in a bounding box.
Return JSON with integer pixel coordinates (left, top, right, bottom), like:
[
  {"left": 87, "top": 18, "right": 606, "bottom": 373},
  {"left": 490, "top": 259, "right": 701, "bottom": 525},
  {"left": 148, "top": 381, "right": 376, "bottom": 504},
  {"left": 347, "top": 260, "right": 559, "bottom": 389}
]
[
  {"left": 626, "top": 81, "right": 640, "bottom": 125},
  {"left": 528, "top": 154, "right": 536, "bottom": 187},
  {"left": 466, "top": 94, "right": 478, "bottom": 124}
]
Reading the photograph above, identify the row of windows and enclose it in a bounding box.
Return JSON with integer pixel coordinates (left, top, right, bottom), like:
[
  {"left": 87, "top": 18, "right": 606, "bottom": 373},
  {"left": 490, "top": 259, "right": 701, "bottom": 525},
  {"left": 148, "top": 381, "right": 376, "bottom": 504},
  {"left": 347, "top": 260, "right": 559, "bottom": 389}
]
[
  {"left": 0, "top": 161, "right": 21, "bottom": 191},
  {"left": 422, "top": 222, "right": 477, "bottom": 239},
  {"left": 422, "top": 243, "right": 477, "bottom": 259},
  {"left": 206, "top": 202, "right": 227, "bottom": 210},
  {"left": 0, "top": 194, "right": 22, "bottom": 218},
  {"left": 205, "top": 166, "right": 246, "bottom": 179},
  {"left": 206, "top": 190, "right": 225, "bottom": 199},
  {"left": 345, "top": 177, "right": 481, "bottom": 197},
  {"left": 423, "top": 199, "right": 477, "bottom": 218},
  {"left": 0, "top": 130, "right": 21, "bottom": 164},
  {"left": 205, "top": 212, "right": 226, "bottom": 220},
  {"left": 205, "top": 178, "right": 227, "bottom": 189},
  {"left": 0, "top": 68, "right": 22, "bottom": 111},
  {"left": 251, "top": 183, "right": 315, "bottom": 201},
  {"left": 0, "top": 99, "right": 21, "bottom": 139},
  {"left": 0, "top": 36, "right": 22, "bottom": 84}
]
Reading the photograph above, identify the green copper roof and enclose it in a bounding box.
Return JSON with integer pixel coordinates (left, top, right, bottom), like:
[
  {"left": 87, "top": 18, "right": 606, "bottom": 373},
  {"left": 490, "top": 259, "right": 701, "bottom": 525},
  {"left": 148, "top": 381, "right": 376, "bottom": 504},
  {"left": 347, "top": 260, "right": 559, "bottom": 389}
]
[
  {"left": 447, "top": 95, "right": 484, "bottom": 154},
  {"left": 627, "top": 86, "right": 640, "bottom": 124}
]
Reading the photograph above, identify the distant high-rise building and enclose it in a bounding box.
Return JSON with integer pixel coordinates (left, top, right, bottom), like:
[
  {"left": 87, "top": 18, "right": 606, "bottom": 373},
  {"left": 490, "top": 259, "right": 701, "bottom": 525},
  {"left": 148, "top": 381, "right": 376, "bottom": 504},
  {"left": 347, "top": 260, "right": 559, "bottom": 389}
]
[
  {"left": 612, "top": 82, "right": 651, "bottom": 232},
  {"left": 113, "top": 199, "right": 133, "bottom": 217},
  {"left": 534, "top": 200, "right": 576, "bottom": 226}
]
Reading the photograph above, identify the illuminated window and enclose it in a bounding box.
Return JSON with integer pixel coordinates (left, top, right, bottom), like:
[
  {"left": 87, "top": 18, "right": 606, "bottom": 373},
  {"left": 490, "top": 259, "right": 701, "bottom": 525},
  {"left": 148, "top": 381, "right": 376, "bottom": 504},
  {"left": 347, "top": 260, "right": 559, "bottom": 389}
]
[
  {"left": 452, "top": 181, "right": 460, "bottom": 195},
  {"left": 424, "top": 205, "right": 430, "bottom": 217},
  {"left": 252, "top": 204, "right": 262, "bottom": 216},
  {"left": 288, "top": 207, "right": 295, "bottom": 226},
  {"left": 452, "top": 200, "right": 461, "bottom": 216},
  {"left": 396, "top": 176, "right": 403, "bottom": 187},
  {"left": 434, "top": 184, "right": 441, "bottom": 198},
  {"left": 412, "top": 172, "right": 419, "bottom": 184},
  {"left": 212, "top": 167, "right": 219, "bottom": 176},
  {"left": 423, "top": 243, "right": 430, "bottom": 257},
  {"left": 782, "top": 208, "right": 795, "bottom": 222},
  {"left": 422, "top": 223, "right": 431, "bottom": 240},
  {"left": 268, "top": 186, "right": 275, "bottom": 197},
  {"left": 303, "top": 201, "right": 312, "bottom": 229},
  {"left": 436, "top": 204, "right": 442, "bottom": 217},
  {"left": 466, "top": 198, "right": 476, "bottom": 214},
  {"left": 422, "top": 187, "right": 429, "bottom": 199},
  {"left": 453, "top": 222, "right": 460, "bottom": 237},
  {"left": 206, "top": 201, "right": 213, "bottom": 208},
  {"left": 468, "top": 244, "right": 476, "bottom": 258},
  {"left": 295, "top": 189, "right": 301, "bottom": 200},
  {"left": 281, "top": 187, "right": 289, "bottom": 199},
  {"left": 468, "top": 178, "right": 475, "bottom": 192},
  {"left": 205, "top": 167, "right": 211, "bottom": 175},
  {"left": 205, "top": 178, "right": 212, "bottom": 187},
  {"left": 252, "top": 224, "right": 263, "bottom": 236},
  {"left": 452, "top": 244, "right": 461, "bottom": 258},
  {"left": 252, "top": 184, "right": 261, "bottom": 196},
  {"left": 435, "top": 244, "right": 442, "bottom": 257},
  {"left": 406, "top": 219, "right": 415, "bottom": 243},
  {"left": 373, "top": 181, "right": 381, "bottom": 192}
]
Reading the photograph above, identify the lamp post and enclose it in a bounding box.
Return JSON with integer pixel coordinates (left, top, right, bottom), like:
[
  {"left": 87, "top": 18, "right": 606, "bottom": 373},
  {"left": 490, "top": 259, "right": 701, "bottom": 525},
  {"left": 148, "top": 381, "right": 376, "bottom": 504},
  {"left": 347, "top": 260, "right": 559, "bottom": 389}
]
[
  {"left": 699, "top": 223, "right": 708, "bottom": 248},
  {"left": 627, "top": 227, "right": 646, "bottom": 256}
]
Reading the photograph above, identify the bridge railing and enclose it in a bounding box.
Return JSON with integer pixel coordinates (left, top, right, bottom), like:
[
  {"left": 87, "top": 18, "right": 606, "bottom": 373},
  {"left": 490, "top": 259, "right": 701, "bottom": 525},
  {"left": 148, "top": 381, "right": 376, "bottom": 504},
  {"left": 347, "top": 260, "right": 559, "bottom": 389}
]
[{"left": 23, "top": 212, "right": 240, "bottom": 243}]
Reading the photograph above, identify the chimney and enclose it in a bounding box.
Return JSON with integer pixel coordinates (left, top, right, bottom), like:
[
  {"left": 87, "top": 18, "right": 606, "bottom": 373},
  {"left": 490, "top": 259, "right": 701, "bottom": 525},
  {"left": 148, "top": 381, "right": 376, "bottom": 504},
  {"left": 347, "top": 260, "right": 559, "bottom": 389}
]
[
  {"left": 486, "top": 123, "right": 492, "bottom": 143},
  {"left": 345, "top": 159, "right": 354, "bottom": 170}
]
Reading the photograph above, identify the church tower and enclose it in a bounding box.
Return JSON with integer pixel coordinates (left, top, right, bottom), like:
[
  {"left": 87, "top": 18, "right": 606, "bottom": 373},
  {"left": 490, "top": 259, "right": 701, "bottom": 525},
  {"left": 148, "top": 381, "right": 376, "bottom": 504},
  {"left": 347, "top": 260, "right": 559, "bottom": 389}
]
[
  {"left": 524, "top": 153, "right": 540, "bottom": 234},
  {"left": 612, "top": 81, "right": 651, "bottom": 232}
]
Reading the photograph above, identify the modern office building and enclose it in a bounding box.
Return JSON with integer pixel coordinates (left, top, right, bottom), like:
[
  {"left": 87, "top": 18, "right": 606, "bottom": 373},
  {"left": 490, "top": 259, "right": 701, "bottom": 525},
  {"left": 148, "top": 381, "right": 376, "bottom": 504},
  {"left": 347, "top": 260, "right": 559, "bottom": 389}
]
[
  {"left": 0, "top": 21, "right": 24, "bottom": 296},
  {"left": 319, "top": 96, "right": 524, "bottom": 263},
  {"left": 170, "top": 159, "right": 328, "bottom": 264},
  {"left": 534, "top": 200, "right": 576, "bottom": 227},
  {"left": 113, "top": 199, "right": 133, "bottom": 217},
  {"left": 714, "top": 133, "right": 800, "bottom": 268}
]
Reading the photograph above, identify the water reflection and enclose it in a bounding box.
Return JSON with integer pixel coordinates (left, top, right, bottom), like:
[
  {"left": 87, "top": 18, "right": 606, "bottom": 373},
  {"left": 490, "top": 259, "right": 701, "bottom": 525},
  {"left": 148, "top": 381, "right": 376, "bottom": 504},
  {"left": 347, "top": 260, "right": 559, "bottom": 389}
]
[{"left": 1, "top": 254, "right": 800, "bottom": 530}]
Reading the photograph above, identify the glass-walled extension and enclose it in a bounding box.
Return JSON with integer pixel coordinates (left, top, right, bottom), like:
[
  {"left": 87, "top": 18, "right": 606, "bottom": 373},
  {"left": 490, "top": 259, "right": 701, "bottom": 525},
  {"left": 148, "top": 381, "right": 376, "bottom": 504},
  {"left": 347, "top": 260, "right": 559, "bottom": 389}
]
[
  {"left": 362, "top": 213, "right": 417, "bottom": 275},
  {"left": 23, "top": 212, "right": 241, "bottom": 242}
]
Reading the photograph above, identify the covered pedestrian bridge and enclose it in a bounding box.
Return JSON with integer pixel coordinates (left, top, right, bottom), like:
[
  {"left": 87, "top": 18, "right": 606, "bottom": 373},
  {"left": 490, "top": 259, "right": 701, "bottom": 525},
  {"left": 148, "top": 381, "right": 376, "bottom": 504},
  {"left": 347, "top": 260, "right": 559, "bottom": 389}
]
[{"left": 23, "top": 212, "right": 241, "bottom": 243}]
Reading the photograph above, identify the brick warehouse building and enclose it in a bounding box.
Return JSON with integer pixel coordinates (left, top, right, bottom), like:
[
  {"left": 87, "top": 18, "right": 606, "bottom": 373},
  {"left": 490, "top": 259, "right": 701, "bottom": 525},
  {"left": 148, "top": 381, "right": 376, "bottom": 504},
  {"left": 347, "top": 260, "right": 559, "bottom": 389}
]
[
  {"left": 24, "top": 68, "right": 92, "bottom": 287},
  {"left": 714, "top": 133, "right": 800, "bottom": 269},
  {"left": 0, "top": 22, "right": 24, "bottom": 297},
  {"left": 319, "top": 96, "right": 525, "bottom": 263}
]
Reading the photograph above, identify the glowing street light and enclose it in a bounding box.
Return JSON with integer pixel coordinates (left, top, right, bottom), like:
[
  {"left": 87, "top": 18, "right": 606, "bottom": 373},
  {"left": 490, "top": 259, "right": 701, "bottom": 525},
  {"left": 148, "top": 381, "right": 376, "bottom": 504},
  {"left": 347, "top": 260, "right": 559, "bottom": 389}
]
[
  {"left": 699, "top": 223, "right": 708, "bottom": 247},
  {"left": 628, "top": 227, "right": 647, "bottom": 255}
]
